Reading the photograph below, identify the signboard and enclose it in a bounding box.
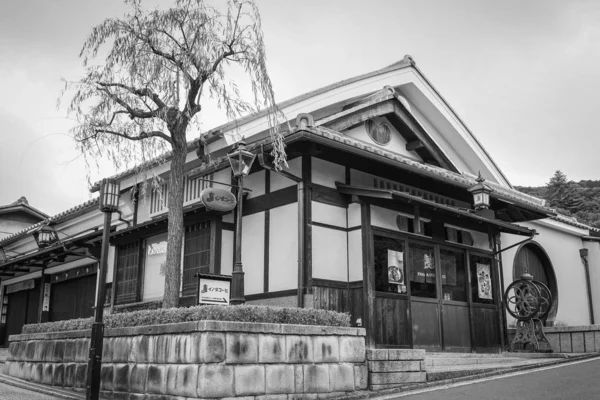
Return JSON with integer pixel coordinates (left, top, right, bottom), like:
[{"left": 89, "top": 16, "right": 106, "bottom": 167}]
[
  {"left": 42, "top": 283, "right": 51, "bottom": 312},
  {"left": 387, "top": 249, "right": 406, "bottom": 294},
  {"left": 200, "top": 187, "right": 237, "bottom": 212},
  {"left": 198, "top": 274, "right": 232, "bottom": 305},
  {"left": 477, "top": 263, "right": 493, "bottom": 300}
]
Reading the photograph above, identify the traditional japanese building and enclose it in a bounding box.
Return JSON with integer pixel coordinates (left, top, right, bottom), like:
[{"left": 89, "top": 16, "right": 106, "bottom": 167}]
[{"left": 1, "top": 55, "right": 599, "bottom": 352}]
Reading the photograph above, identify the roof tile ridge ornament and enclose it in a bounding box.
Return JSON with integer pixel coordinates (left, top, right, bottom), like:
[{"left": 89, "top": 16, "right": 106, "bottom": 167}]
[{"left": 295, "top": 113, "right": 314, "bottom": 130}]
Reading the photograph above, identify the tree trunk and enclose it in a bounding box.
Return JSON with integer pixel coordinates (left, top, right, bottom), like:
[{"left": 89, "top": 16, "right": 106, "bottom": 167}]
[{"left": 162, "top": 127, "right": 188, "bottom": 308}]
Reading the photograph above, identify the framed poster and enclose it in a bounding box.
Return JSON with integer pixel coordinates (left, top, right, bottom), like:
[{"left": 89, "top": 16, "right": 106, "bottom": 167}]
[
  {"left": 198, "top": 274, "right": 232, "bottom": 305},
  {"left": 476, "top": 263, "right": 493, "bottom": 300},
  {"left": 387, "top": 249, "right": 406, "bottom": 293}
]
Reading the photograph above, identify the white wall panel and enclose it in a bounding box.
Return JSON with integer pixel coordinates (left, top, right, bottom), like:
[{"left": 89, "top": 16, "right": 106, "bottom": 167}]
[
  {"left": 244, "top": 170, "right": 265, "bottom": 199},
  {"left": 312, "top": 226, "right": 347, "bottom": 282},
  {"left": 311, "top": 202, "right": 346, "bottom": 228},
  {"left": 242, "top": 212, "right": 264, "bottom": 295},
  {"left": 143, "top": 232, "right": 168, "bottom": 301},
  {"left": 348, "top": 229, "right": 363, "bottom": 281},
  {"left": 269, "top": 203, "right": 298, "bottom": 292},
  {"left": 221, "top": 230, "right": 234, "bottom": 276},
  {"left": 311, "top": 158, "right": 345, "bottom": 189},
  {"left": 271, "top": 157, "right": 302, "bottom": 192},
  {"left": 348, "top": 203, "right": 361, "bottom": 229}
]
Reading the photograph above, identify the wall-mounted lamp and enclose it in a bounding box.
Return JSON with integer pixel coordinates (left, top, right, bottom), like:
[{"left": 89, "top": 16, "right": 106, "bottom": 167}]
[
  {"left": 468, "top": 172, "right": 493, "bottom": 210},
  {"left": 33, "top": 227, "right": 60, "bottom": 249}
]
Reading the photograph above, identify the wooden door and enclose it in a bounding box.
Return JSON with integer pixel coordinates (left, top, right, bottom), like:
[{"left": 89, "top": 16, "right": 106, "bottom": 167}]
[
  {"left": 469, "top": 253, "right": 501, "bottom": 353},
  {"left": 408, "top": 241, "right": 442, "bottom": 351},
  {"left": 4, "top": 282, "right": 39, "bottom": 342},
  {"left": 439, "top": 247, "right": 471, "bottom": 352}
]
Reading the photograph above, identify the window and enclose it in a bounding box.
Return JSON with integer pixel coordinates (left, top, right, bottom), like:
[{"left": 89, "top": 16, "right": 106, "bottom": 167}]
[
  {"left": 374, "top": 235, "right": 406, "bottom": 293},
  {"left": 470, "top": 254, "right": 494, "bottom": 304},
  {"left": 182, "top": 221, "right": 212, "bottom": 297},
  {"left": 408, "top": 242, "right": 436, "bottom": 298},
  {"left": 440, "top": 248, "right": 467, "bottom": 302},
  {"left": 115, "top": 242, "right": 140, "bottom": 305},
  {"left": 149, "top": 174, "right": 214, "bottom": 216}
]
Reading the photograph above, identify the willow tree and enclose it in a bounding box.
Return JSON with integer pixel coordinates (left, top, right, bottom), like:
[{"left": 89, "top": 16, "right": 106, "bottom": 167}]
[{"left": 63, "top": 0, "right": 286, "bottom": 308}]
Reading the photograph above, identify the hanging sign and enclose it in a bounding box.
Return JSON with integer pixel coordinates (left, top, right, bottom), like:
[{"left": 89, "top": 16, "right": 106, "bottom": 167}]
[
  {"left": 477, "top": 263, "right": 493, "bottom": 300},
  {"left": 42, "top": 283, "right": 51, "bottom": 312},
  {"left": 387, "top": 249, "right": 406, "bottom": 294},
  {"left": 198, "top": 274, "right": 232, "bottom": 305},
  {"left": 200, "top": 188, "right": 237, "bottom": 212}
]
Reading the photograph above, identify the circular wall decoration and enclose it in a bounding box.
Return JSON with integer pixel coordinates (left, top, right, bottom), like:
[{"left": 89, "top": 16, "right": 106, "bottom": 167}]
[{"left": 365, "top": 119, "right": 391, "bottom": 146}]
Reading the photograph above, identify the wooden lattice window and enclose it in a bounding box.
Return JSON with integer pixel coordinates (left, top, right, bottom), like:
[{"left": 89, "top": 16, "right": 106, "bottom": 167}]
[
  {"left": 115, "top": 242, "right": 140, "bottom": 305},
  {"left": 182, "top": 221, "right": 212, "bottom": 297}
]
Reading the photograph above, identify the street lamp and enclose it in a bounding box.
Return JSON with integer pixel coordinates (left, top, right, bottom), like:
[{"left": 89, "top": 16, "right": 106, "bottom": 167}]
[
  {"left": 86, "top": 178, "right": 120, "bottom": 400},
  {"left": 227, "top": 140, "right": 256, "bottom": 305}
]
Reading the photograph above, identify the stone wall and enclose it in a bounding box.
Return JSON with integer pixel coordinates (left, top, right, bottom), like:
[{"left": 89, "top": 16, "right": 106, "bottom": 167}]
[
  {"left": 4, "top": 321, "right": 367, "bottom": 399},
  {"left": 366, "top": 349, "right": 426, "bottom": 391},
  {"left": 508, "top": 325, "right": 600, "bottom": 353}
]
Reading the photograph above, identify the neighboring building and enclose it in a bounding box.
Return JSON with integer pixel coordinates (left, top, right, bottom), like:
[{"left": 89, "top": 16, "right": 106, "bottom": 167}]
[
  {"left": 1, "top": 55, "right": 599, "bottom": 352},
  {"left": 0, "top": 197, "right": 47, "bottom": 240}
]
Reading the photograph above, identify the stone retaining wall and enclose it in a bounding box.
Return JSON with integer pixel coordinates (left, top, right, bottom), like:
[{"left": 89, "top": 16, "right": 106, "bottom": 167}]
[
  {"left": 4, "top": 321, "right": 367, "bottom": 399},
  {"left": 366, "top": 349, "right": 426, "bottom": 391},
  {"left": 508, "top": 325, "right": 600, "bottom": 353}
]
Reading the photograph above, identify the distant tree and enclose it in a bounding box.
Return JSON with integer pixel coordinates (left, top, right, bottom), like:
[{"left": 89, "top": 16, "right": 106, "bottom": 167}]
[
  {"left": 61, "top": 0, "right": 287, "bottom": 308},
  {"left": 545, "top": 170, "right": 583, "bottom": 214}
]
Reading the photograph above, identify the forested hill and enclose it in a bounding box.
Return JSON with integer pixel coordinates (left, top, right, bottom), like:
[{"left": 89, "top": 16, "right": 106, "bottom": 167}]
[{"left": 515, "top": 171, "right": 600, "bottom": 228}]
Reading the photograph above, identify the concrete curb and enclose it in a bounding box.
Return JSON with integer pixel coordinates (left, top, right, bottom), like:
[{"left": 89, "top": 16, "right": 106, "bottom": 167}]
[
  {"left": 328, "top": 353, "right": 600, "bottom": 400},
  {"left": 0, "top": 373, "right": 89, "bottom": 400}
]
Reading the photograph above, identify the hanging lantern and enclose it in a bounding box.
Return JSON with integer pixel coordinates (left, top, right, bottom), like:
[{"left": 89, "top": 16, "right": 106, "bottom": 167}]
[
  {"left": 99, "top": 178, "right": 121, "bottom": 212},
  {"left": 227, "top": 140, "right": 256, "bottom": 177},
  {"left": 33, "top": 227, "right": 59, "bottom": 249},
  {"left": 468, "top": 172, "right": 493, "bottom": 210},
  {"left": 0, "top": 247, "right": 6, "bottom": 264}
]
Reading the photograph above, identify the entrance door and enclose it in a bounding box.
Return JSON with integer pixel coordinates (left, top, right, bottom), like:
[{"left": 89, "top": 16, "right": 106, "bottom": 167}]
[
  {"left": 469, "top": 253, "right": 501, "bottom": 352},
  {"left": 408, "top": 241, "right": 442, "bottom": 351}
]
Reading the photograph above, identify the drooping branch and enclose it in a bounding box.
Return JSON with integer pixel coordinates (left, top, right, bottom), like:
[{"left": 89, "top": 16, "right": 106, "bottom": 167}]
[
  {"left": 92, "top": 128, "right": 173, "bottom": 144},
  {"left": 97, "top": 82, "right": 167, "bottom": 109}
]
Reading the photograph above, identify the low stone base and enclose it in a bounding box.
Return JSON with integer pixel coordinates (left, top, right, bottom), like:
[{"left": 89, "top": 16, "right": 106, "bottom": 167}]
[{"left": 366, "top": 349, "right": 427, "bottom": 390}]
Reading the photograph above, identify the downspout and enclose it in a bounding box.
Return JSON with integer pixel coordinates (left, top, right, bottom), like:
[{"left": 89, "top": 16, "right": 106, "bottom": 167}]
[
  {"left": 257, "top": 153, "right": 305, "bottom": 307},
  {"left": 579, "top": 248, "right": 595, "bottom": 325}
]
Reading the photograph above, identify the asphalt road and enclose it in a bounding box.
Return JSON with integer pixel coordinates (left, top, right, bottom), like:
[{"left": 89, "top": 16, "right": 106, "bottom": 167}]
[
  {"left": 0, "top": 382, "right": 62, "bottom": 399},
  {"left": 391, "top": 357, "right": 600, "bottom": 400}
]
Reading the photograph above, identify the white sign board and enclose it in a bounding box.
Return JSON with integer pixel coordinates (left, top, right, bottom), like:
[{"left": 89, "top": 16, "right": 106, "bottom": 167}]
[{"left": 198, "top": 275, "right": 231, "bottom": 305}]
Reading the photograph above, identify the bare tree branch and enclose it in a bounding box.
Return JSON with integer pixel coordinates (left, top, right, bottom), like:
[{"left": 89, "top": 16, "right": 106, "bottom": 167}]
[{"left": 93, "top": 128, "right": 172, "bottom": 144}]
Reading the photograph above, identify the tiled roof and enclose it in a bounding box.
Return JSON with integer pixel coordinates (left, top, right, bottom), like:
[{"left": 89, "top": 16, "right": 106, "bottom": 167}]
[
  {"left": 0, "top": 197, "right": 48, "bottom": 219},
  {"left": 0, "top": 198, "right": 99, "bottom": 247},
  {"left": 549, "top": 213, "right": 600, "bottom": 233},
  {"left": 89, "top": 56, "right": 416, "bottom": 190}
]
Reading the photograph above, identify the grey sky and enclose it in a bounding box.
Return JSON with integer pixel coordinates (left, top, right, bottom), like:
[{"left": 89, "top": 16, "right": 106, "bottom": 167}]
[{"left": 1, "top": 0, "right": 599, "bottom": 215}]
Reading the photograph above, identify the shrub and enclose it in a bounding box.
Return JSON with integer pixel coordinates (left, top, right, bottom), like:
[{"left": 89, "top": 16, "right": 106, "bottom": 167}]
[{"left": 21, "top": 305, "right": 351, "bottom": 334}]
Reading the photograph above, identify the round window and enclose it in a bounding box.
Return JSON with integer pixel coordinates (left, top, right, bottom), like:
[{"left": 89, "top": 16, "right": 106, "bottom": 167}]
[{"left": 365, "top": 119, "right": 391, "bottom": 145}]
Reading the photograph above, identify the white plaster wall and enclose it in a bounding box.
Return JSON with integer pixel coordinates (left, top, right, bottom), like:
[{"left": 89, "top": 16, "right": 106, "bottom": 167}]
[
  {"left": 213, "top": 167, "right": 232, "bottom": 188},
  {"left": 344, "top": 116, "right": 423, "bottom": 162},
  {"left": 269, "top": 203, "right": 298, "bottom": 292},
  {"left": 348, "top": 229, "right": 363, "bottom": 281},
  {"left": 371, "top": 205, "right": 399, "bottom": 231},
  {"left": 311, "top": 158, "right": 345, "bottom": 189},
  {"left": 221, "top": 230, "right": 234, "bottom": 276},
  {"left": 106, "top": 246, "right": 115, "bottom": 284},
  {"left": 311, "top": 202, "right": 347, "bottom": 228},
  {"left": 142, "top": 232, "right": 168, "bottom": 301},
  {"left": 242, "top": 212, "right": 264, "bottom": 295},
  {"left": 271, "top": 157, "right": 302, "bottom": 192},
  {"left": 350, "top": 169, "right": 376, "bottom": 188},
  {"left": 312, "top": 226, "right": 348, "bottom": 282},
  {"left": 348, "top": 203, "right": 361, "bottom": 229},
  {"left": 244, "top": 170, "right": 265, "bottom": 199},
  {"left": 501, "top": 221, "right": 590, "bottom": 326},
  {"left": 583, "top": 241, "right": 600, "bottom": 324}
]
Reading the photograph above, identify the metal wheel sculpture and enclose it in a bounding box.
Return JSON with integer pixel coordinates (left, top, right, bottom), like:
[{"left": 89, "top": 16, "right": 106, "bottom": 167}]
[{"left": 503, "top": 273, "right": 553, "bottom": 352}]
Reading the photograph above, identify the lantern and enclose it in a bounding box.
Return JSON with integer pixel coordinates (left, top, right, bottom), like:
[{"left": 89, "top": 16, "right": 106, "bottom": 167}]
[
  {"left": 227, "top": 140, "right": 256, "bottom": 177},
  {"left": 468, "top": 173, "right": 493, "bottom": 210},
  {"left": 0, "top": 247, "right": 6, "bottom": 264},
  {"left": 33, "top": 227, "right": 59, "bottom": 249},
  {"left": 99, "top": 178, "right": 121, "bottom": 212}
]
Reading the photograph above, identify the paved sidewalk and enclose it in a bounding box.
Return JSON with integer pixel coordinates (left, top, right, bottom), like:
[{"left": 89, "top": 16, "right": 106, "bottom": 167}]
[
  {"left": 0, "top": 381, "right": 65, "bottom": 399},
  {"left": 0, "top": 374, "right": 84, "bottom": 400}
]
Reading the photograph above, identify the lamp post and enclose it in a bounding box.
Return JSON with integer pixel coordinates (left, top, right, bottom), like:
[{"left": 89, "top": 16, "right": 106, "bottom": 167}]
[
  {"left": 227, "top": 140, "right": 256, "bottom": 305},
  {"left": 86, "top": 178, "right": 120, "bottom": 400}
]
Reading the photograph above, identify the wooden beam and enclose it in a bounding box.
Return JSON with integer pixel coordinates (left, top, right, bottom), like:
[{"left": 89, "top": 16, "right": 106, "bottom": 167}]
[{"left": 406, "top": 140, "right": 423, "bottom": 151}]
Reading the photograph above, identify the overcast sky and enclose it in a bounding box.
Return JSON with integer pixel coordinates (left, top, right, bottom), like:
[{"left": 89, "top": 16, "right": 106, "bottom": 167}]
[{"left": 1, "top": 0, "right": 599, "bottom": 216}]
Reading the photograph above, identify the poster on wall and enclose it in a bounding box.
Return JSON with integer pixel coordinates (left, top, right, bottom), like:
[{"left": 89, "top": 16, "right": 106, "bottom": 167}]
[
  {"left": 387, "top": 250, "right": 406, "bottom": 293},
  {"left": 477, "top": 263, "right": 493, "bottom": 300},
  {"left": 198, "top": 274, "right": 232, "bottom": 305},
  {"left": 412, "top": 249, "right": 436, "bottom": 284}
]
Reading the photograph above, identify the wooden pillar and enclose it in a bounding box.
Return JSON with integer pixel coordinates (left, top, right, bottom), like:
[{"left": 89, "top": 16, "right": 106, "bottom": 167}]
[
  {"left": 38, "top": 265, "right": 50, "bottom": 323},
  {"left": 360, "top": 201, "right": 375, "bottom": 348}
]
